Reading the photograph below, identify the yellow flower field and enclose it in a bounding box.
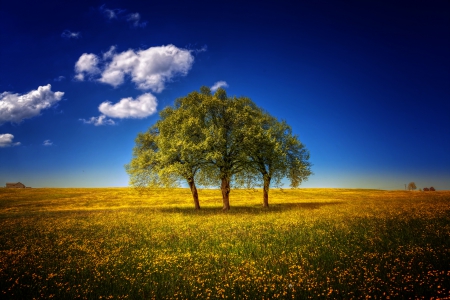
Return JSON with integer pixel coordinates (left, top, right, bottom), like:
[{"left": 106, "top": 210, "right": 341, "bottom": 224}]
[{"left": 0, "top": 188, "right": 449, "bottom": 299}]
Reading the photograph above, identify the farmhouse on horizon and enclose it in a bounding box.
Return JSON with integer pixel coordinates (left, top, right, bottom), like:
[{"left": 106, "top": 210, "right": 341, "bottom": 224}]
[{"left": 5, "top": 182, "right": 28, "bottom": 188}]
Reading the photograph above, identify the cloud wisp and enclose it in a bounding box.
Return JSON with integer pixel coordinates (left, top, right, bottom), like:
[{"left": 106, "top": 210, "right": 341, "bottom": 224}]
[
  {"left": 43, "top": 140, "right": 53, "bottom": 146},
  {"left": 211, "top": 81, "right": 229, "bottom": 92},
  {"left": 99, "top": 5, "right": 147, "bottom": 27},
  {"left": 0, "top": 134, "right": 20, "bottom": 148},
  {"left": 54, "top": 76, "right": 65, "bottom": 82},
  {"left": 0, "top": 85, "right": 64, "bottom": 125},
  {"left": 61, "top": 30, "right": 81, "bottom": 39},
  {"left": 99, "top": 4, "right": 125, "bottom": 20},
  {"left": 79, "top": 115, "right": 115, "bottom": 126},
  {"left": 75, "top": 45, "right": 194, "bottom": 92},
  {"left": 126, "top": 13, "right": 147, "bottom": 28}
]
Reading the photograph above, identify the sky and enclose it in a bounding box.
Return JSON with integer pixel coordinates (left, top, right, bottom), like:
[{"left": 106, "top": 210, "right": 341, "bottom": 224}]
[{"left": 1, "top": 0, "right": 449, "bottom": 190}]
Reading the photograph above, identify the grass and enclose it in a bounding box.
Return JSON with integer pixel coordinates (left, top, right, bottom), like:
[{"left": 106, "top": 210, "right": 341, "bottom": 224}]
[{"left": 0, "top": 188, "right": 449, "bottom": 299}]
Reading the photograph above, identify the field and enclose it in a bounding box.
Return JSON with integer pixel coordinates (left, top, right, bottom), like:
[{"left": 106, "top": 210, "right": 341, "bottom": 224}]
[{"left": 0, "top": 188, "right": 449, "bottom": 299}]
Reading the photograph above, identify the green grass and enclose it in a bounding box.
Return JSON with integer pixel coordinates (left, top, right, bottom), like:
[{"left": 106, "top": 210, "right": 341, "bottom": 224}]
[{"left": 0, "top": 188, "right": 449, "bottom": 299}]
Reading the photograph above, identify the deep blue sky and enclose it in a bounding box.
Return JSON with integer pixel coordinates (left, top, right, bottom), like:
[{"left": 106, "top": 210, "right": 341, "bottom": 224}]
[{"left": 1, "top": 0, "right": 449, "bottom": 190}]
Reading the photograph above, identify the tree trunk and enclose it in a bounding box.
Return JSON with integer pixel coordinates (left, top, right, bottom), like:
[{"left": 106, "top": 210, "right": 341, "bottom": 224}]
[
  {"left": 221, "top": 177, "right": 231, "bottom": 210},
  {"left": 187, "top": 179, "right": 201, "bottom": 210},
  {"left": 263, "top": 175, "right": 271, "bottom": 208}
]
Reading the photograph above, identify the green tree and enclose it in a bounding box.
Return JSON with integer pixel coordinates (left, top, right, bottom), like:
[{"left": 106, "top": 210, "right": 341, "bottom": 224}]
[
  {"left": 200, "top": 87, "right": 263, "bottom": 210},
  {"left": 127, "top": 86, "right": 312, "bottom": 210},
  {"left": 125, "top": 125, "right": 174, "bottom": 190},
  {"left": 408, "top": 182, "right": 417, "bottom": 191},
  {"left": 126, "top": 91, "right": 209, "bottom": 209},
  {"left": 236, "top": 112, "right": 312, "bottom": 207}
]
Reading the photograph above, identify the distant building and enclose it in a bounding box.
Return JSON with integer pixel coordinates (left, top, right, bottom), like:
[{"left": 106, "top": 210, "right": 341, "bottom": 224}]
[{"left": 5, "top": 182, "right": 26, "bottom": 188}]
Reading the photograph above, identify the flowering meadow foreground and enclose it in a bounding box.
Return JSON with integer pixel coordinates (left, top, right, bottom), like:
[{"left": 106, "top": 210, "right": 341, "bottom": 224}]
[{"left": 0, "top": 188, "right": 449, "bottom": 299}]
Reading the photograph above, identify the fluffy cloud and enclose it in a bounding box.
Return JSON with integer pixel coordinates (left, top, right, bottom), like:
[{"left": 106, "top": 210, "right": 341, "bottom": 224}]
[
  {"left": 99, "top": 93, "right": 157, "bottom": 119},
  {"left": 211, "top": 81, "right": 229, "bottom": 92},
  {"left": 75, "top": 44, "right": 200, "bottom": 123},
  {"left": 99, "top": 45, "right": 194, "bottom": 92},
  {"left": 74, "top": 53, "right": 101, "bottom": 81},
  {"left": 75, "top": 45, "right": 194, "bottom": 92},
  {"left": 0, "top": 134, "right": 20, "bottom": 148},
  {"left": 43, "top": 140, "right": 53, "bottom": 146},
  {"left": 61, "top": 30, "right": 81, "bottom": 39},
  {"left": 79, "top": 115, "right": 115, "bottom": 126},
  {"left": 0, "top": 85, "right": 64, "bottom": 124},
  {"left": 81, "top": 93, "right": 157, "bottom": 125}
]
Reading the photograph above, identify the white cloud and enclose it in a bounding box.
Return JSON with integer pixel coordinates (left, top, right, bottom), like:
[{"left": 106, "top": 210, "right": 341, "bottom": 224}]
[
  {"left": 74, "top": 53, "right": 100, "bottom": 81},
  {"left": 99, "top": 93, "right": 157, "bottom": 119},
  {"left": 74, "top": 73, "right": 85, "bottom": 81},
  {"left": 0, "top": 84, "right": 64, "bottom": 124},
  {"left": 99, "top": 45, "right": 194, "bottom": 92},
  {"left": 61, "top": 30, "right": 81, "bottom": 39},
  {"left": 43, "top": 139, "right": 53, "bottom": 146},
  {"left": 79, "top": 115, "right": 115, "bottom": 126},
  {"left": 0, "top": 134, "right": 20, "bottom": 148},
  {"left": 75, "top": 45, "right": 195, "bottom": 92},
  {"left": 211, "top": 81, "right": 229, "bottom": 92},
  {"left": 74, "top": 45, "right": 200, "bottom": 123},
  {"left": 126, "top": 13, "right": 147, "bottom": 28}
]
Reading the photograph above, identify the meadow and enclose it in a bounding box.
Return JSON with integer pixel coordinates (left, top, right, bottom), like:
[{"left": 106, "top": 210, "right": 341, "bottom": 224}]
[{"left": 0, "top": 188, "right": 449, "bottom": 299}]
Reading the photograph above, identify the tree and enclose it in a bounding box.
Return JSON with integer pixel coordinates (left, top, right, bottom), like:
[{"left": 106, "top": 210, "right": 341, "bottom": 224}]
[
  {"left": 429, "top": 186, "right": 435, "bottom": 191},
  {"left": 199, "top": 87, "right": 263, "bottom": 210},
  {"left": 238, "top": 112, "right": 312, "bottom": 207},
  {"left": 407, "top": 182, "right": 417, "bottom": 191},
  {"left": 423, "top": 187, "right": 429, "bottom": 191},
  {"left": 127, "top": 86, "right": 312, "bottom": 210},
  {"left": 126, "top": 91, "right": 210, "bottom": 209},
  {"left": 125, "top": 125, "right": 176, "bottom": 190}
]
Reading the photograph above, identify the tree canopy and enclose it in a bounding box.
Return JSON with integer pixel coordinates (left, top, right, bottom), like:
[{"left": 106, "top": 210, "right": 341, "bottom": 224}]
[
  {"left": 238, "top": 111, "right": 312, "bottom": 207},
  {"left": 126, "top": 86, "right": 312, "bottom": 209},
  {"left": 408, "top": 182, "right": 417, "bottom": 191}
]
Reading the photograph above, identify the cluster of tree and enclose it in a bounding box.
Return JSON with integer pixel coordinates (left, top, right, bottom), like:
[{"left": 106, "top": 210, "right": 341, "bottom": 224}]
[
  {"left": 408, "top": 182, "right": 437, "bottom": 192},
  {"left": 126, "top": 87, "right": 312, "bottom": 210}
]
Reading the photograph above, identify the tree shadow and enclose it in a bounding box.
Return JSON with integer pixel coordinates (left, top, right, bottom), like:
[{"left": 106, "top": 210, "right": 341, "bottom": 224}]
[{"left": 156, "top": 201, "right": 344, "bottom": 215}]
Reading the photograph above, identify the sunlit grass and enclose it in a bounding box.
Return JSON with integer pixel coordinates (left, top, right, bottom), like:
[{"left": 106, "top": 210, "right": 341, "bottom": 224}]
[{"left": 1, "top": 188, "right": 449, "bottom": 299}]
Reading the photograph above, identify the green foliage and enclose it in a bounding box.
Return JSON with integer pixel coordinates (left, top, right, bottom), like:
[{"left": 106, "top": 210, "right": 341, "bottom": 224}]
[
  {"left": 200, "top": 89, "right": 261, "bottom": 179},
  {"left": 126, "top": 86, "right": 312, "bottom": 208},
  {"left": 125, "top": 125, "right": 178, "bottom": 190},
  {"left": 126, "top": 92, "right": 209, "bottom": 188},
  {"left": 238, "top": 112, "right": 312, "bottom": 188}
]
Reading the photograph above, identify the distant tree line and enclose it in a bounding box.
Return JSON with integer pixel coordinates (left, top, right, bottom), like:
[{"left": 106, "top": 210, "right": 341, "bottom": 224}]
[
  {"left": 126, "top": 86, "right": 312, "bottom": 210},
  {"left": 407, "top": 182, "right": 436, "bottom": 191}
]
